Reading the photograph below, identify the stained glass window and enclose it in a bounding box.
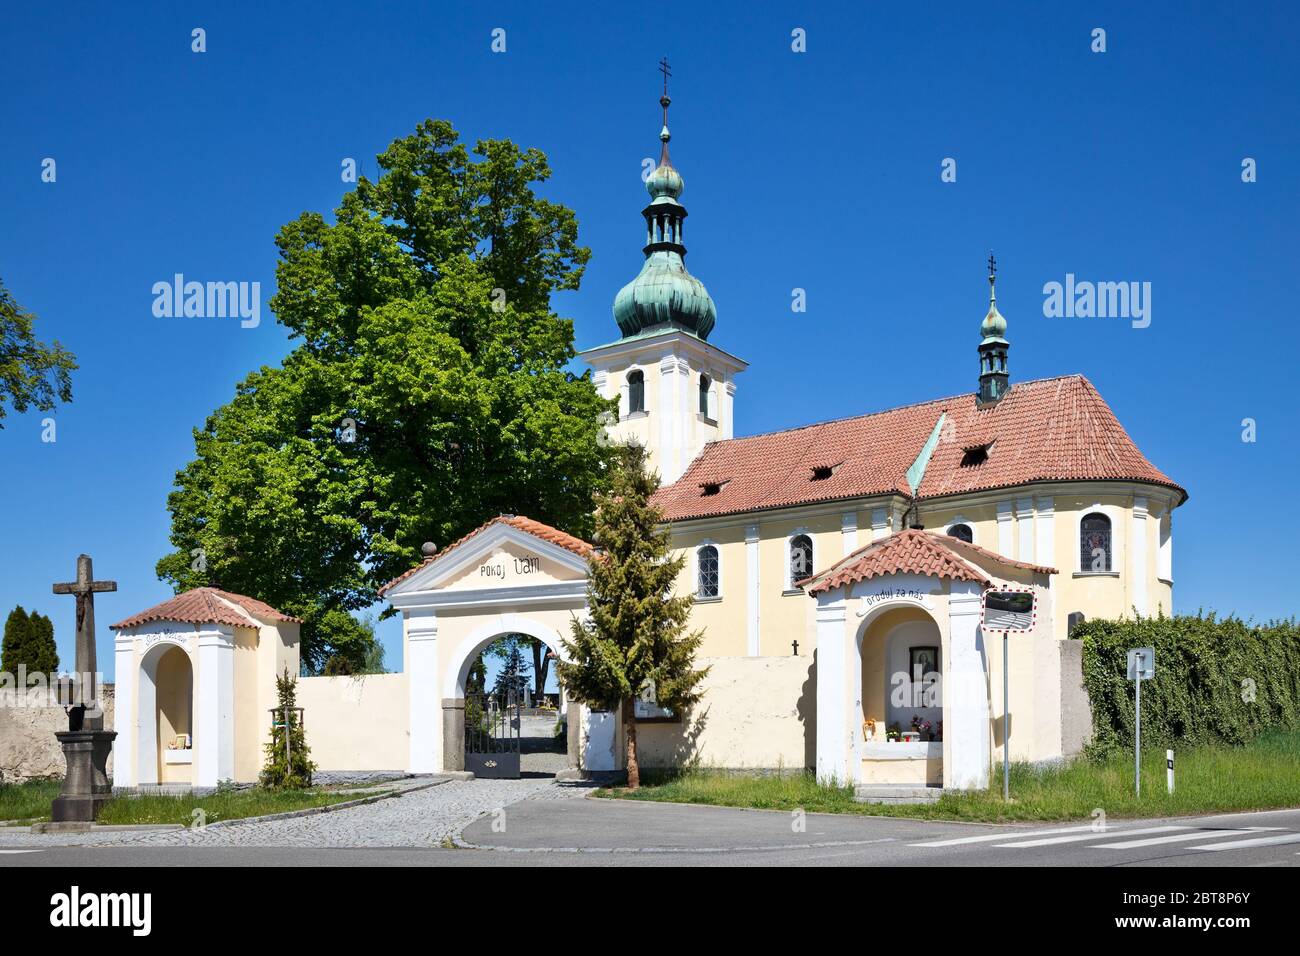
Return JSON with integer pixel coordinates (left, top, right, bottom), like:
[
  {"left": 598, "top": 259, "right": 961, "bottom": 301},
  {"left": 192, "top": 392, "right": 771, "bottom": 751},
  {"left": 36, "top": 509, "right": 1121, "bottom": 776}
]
[{"left": 1080, "top": 513, "right": 1112, "bottom": 572}]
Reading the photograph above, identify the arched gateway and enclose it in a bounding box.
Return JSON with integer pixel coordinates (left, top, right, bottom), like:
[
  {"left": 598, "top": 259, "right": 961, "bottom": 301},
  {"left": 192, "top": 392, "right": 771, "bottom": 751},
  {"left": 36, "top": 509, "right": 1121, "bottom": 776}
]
[{"left": 379, "top": 515, "right": 616, "bottom": 777}]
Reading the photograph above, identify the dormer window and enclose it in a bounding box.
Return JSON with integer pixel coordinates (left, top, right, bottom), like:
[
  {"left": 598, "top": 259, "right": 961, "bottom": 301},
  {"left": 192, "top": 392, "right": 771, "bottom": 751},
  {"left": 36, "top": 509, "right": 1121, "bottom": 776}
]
[
  {"left": 809, "top": 461, "right": 842, "bottom": 481},
  {"left": 960, "top": 444, "right": 990, "bottom": 467},
  {"left": 699, "top": 478, "right": 730, "bottom": 497}
]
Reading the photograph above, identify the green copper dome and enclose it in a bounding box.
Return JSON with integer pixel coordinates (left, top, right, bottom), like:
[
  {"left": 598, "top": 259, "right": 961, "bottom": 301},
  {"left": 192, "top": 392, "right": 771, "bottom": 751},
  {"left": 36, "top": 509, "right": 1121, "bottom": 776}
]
[{"left": 612, "top": 92, "right": 717, "bottom": 341}]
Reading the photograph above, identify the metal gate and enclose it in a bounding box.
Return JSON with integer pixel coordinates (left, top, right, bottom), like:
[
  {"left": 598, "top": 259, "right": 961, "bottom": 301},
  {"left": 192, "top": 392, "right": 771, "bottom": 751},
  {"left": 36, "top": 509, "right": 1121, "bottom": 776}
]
[{"left": 465, "top": 692, "right": 521, "bottom": 778}]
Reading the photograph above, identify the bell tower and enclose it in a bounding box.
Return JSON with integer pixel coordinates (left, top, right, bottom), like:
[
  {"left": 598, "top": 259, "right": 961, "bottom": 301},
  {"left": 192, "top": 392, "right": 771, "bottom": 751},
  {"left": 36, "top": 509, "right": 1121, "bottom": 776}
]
[
  {"left": 978, "top": 253, "right": 1010, "bottom": 405},
  {"left": 580, "top": 60, "right": 747, "bottom": 484}
]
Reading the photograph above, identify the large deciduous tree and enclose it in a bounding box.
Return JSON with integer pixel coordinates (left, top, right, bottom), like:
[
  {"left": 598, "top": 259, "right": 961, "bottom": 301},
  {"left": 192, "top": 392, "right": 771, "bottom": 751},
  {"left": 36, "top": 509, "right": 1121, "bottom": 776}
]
[
  {"left": 555, "top": 443, "right": 707, "bottom": 788},
  {"left": 0, "top": 278, "right": 76, "bottom": 428},
  {"left": 157, "top": 120, "right": 615, "bottom": 672}
]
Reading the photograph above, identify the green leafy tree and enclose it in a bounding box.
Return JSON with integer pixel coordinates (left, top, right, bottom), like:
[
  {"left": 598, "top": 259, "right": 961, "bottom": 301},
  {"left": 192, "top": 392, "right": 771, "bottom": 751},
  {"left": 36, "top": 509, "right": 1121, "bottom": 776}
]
[
  {"left": 0, "top": 278, "right": 77, "bottom": 428},
  {"left": 1, "top": 606, "right": 58, "bottom": 677},
  {"left": 555, "top": 443, "right": 707, "bottom": 788},
  {"left": 156, "top": 119, "right": 616, "bottom": 672},
  {"left": 260, "top": 669, "right": 315, "bottom": 789}
]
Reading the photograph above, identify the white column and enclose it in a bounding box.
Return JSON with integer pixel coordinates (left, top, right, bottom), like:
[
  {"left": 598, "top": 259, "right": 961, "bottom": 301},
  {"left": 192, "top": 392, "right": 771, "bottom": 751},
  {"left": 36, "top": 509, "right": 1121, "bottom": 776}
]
[
  {"left": 1035, "top": 496, "right": 1057, "bottom": 636},
  {"left": 112, "top": 634, "right": 136, "bottom": 788},
  {"left": 871, "top": 507, "right": 889, "bottom": 541},
  {"left": 658, "top": 356, "right": 678, "bottom": 482},
  {"left": 136, "top": 651, "right": 158, "bottom": 786},
  {"left": 996, "top": 500, "right": 1014, "bottom": 556},
  {"left": 196, "top": 628, "right": 235, "bottom": 788},
  {"left": 946, "top": 581, "right": 990, "bottom": 789},
  {"left": 406, "top": 610, "right": 440, "bottom": 773},
  {"left": 722, "top": 381, "right": 737, "bottom": 439},
  {"left": 1158, "top": 507, "right": 1173, "bottom": 582},
  {"left": 745, "top": 524, "right": 761, "bottom": 656},
  {"left": 1131, "top": 496, "right": 1149, "bottom": 616},
  {"left": 841, "top": 511, "right": 859, "bottom": 555},
  {"left": 1016, "top": 497, "right": 1034, "bottom": 562},
  {"left": 815, "top": 595, "right": 849, "bottom": 784}
]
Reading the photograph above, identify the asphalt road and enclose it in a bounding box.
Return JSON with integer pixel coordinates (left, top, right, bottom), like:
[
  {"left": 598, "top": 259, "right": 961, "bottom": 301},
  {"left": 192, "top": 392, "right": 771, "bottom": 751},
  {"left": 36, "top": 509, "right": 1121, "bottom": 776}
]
[{"left": 3, "top": 799, "right": 1299, "bottom": 866}]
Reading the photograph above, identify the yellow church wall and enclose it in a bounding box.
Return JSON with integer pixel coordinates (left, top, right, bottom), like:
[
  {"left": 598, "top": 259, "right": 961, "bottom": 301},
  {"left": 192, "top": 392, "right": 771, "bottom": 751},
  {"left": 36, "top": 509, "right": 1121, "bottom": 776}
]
[
  {"left": 232, "top": 626, "right": 260, "bottom": 783},
  {"left": 298, "top": 673, "right": 410, "bottom": 771},
  {"left": 635, "top": 656, "right": 814, "bottom": 769},
  {"left": 757, "top": 513, "right": 841, "bottom": 657}
]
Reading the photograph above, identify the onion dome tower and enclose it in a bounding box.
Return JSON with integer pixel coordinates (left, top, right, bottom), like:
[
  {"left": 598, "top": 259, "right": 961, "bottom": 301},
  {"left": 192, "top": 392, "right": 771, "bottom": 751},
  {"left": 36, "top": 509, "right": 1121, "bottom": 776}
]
[
  {"left": 611, "top": 77, "right": 717, "bottom": 339},
  {"left": 579, "top": 60, "right": 747, "bottom": 485},
  {"left": 978, "top": 253, "right": 1010, "bottom": 405}
]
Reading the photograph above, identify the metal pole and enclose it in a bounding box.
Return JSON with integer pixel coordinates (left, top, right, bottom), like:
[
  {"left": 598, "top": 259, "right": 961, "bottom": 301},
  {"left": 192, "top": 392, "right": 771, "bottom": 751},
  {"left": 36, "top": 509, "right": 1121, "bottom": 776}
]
[
  {"left": 1003, "top": 632, "right": 1010, "bottom": 801},
  {"left": 1135, "top": 656, "right": 1142, "bottom": 798}
]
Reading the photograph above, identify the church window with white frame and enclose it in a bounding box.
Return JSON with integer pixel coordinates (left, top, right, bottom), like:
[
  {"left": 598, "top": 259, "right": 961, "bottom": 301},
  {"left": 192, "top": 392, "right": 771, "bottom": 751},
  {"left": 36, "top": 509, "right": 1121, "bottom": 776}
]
[
  {"left": 1080, "top": 512, "right": 1112, "bottom": 572},
  {"left": 696, "top": 544, "right": 720, "bottom": 598},
  {"left": 788, "top": 533, "right": 813, "bottom": 587},
  {"left": 626, "top": 369, "right": 645, "bottom": 415}
]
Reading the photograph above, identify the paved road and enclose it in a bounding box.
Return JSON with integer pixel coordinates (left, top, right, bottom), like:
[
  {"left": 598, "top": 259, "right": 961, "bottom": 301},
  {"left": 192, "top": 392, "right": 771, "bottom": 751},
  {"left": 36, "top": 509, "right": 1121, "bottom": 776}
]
[{"left": 2, "top": 777, "right": 1298, "bottom": 865}]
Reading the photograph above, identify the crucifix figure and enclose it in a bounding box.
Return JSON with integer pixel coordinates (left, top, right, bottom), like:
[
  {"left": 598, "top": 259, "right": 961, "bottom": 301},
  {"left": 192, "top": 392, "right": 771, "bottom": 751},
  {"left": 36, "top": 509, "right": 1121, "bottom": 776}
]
[{"left": 52, "top": 553, "right": 117, "bottom": 731}]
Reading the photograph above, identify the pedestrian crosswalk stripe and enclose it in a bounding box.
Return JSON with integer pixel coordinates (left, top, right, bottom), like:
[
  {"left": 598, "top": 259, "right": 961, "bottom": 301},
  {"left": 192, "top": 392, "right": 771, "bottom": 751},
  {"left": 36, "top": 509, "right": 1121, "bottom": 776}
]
[
  {"left": 911, "top": 824, "right": 1098, "bottom": 847},
  {"left": 0, "top": 850, "right": 41, "bottom": 855},
  {"left": 1093, "top": 828, "right": 1276, "bottom": 849},
  {"left": 993, "top": 825, "right": 1190, "bottom": 848},
  {"left": 1189, "top": 832, "right": 1300, "bottom": 852}
]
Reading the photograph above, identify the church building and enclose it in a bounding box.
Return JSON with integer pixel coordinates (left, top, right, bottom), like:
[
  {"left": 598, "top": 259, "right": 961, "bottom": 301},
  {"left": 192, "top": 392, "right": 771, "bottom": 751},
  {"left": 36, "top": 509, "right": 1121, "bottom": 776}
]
[{"left": 108, "top": 86, "right": 1186, "bottom": 795}]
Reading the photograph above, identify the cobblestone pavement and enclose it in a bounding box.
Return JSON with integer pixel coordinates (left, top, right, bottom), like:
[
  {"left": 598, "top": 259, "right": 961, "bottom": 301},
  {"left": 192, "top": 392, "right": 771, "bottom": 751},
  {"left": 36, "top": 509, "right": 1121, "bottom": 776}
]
[{"left": 0, "top": 777, "right": 595, "bottom": 850}]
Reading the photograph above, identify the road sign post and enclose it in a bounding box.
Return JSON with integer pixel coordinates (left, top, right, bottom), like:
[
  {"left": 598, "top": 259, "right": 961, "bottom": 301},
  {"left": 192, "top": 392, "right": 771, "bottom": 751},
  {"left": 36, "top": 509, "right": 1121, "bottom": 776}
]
[
  {"left": 981, "top": 588, "right": 1038, "bottom": 801},
  {"left": 1126, "top": 647, "right": 1155, "bottom": 797},
  {"left": 1167, "top": 748, "right": 1174, "bottom": 794}
]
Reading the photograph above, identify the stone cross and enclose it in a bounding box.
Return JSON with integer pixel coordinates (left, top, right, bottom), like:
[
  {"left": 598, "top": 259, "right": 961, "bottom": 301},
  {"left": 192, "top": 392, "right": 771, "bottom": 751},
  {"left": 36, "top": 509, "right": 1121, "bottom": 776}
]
[{"left": 52, "top": 554, "right": 116, "bottom": 730}]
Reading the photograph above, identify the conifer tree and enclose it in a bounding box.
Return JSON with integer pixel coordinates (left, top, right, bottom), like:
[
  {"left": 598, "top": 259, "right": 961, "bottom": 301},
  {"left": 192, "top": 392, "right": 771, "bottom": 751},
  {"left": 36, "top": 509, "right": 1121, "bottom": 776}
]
[
  {"left": 555, "top": 443, "right": 707, "bottom": 788},
  {"left": 1, "top": 606, "right": 57, "bottom": 677},
  {"left": 260, "top": 669, "right": 315, "bottom": 789}
]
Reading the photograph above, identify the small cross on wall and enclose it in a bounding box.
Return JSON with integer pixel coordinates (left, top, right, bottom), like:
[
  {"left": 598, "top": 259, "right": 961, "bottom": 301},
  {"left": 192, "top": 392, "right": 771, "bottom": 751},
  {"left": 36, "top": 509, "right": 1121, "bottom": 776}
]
[{"left": 791, "top": 639, "right": 800, "bottom": 656}]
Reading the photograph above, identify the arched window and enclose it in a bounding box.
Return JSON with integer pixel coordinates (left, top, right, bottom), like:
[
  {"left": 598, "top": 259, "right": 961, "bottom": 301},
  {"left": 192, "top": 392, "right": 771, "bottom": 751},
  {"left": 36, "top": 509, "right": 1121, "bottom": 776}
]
[
  {"left": 947, "top": 523, "right": 973, "bottom": 544},
  {"left": 699, "top": 374, "right": 712, "bottom": 417},
  {"left": 1080, "top": 513, "right": 1112, "bottom": 572},
  {"left": 696, "top": 545, "right": 720, "bottom": 598},
  {"left": 789, "top": 534, "right": 813, "bottom": 586},
  {"left": 626, "top": 369, "right": 645, "bottom": 415}
]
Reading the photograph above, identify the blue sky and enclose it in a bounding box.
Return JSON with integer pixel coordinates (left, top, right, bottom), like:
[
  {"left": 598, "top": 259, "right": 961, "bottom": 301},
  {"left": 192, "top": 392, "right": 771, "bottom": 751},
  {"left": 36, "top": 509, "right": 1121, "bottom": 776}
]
[{"left": 2, "top": 2, "right": 1297, "bottom": 680}]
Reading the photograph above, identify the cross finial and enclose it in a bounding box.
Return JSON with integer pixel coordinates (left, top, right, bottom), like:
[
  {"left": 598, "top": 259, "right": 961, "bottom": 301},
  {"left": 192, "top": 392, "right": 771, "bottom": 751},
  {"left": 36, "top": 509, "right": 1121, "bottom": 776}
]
[
  {"left": 988, "top": 250, "right": 997, "bottom": 279},
  {"left": 658, "top": 56, "right": 671, "bottom": 96}
]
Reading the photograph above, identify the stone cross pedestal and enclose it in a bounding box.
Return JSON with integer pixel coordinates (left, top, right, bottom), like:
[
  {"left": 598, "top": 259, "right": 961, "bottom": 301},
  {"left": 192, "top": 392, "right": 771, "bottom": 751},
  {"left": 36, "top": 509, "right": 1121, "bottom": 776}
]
[{"left": 50, "top": 554, "right": 118, "bottom": 823}]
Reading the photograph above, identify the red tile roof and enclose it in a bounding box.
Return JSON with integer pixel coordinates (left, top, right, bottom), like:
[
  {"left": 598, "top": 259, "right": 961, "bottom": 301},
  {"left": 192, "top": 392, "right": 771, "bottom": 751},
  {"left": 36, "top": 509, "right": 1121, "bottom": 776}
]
[
  {"left": 378, "top": 515, "right": 594, "bottom": 596},
  {"left": 111, "top": 587, "right": 301, "bottom": 630},
  {"left": 801, "top": 529, "right": 1054, "bottom": 596},
  {"left": 653, "top": 375, "right": 1183, "bottom": 521}
]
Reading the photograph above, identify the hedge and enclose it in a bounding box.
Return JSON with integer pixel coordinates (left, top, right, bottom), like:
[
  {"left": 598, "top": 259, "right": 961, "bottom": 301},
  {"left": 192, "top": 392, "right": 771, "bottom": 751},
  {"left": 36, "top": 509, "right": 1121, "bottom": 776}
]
[{"left": 1077, "top": 612, "right": 1300, "bottom": 755}]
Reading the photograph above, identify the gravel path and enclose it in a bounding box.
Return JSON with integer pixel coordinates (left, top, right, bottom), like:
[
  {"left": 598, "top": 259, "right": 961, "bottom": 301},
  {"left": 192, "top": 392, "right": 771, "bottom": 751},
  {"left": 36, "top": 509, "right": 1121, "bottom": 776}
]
[{"left": 0, "top": 777, "right": 595, "bottom": 850}]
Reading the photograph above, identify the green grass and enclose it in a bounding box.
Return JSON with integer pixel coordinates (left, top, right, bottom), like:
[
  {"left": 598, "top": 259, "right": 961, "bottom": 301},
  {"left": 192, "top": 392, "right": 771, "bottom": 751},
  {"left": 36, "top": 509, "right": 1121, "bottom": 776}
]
[
  {"left": 0, "top": 778, "right": 62, "bottom": 821},
  {"left": 2, "top": 776, "right": 386, "bottom": 826},
  {"left": 600, "top": 729, "right": 1300, "bottom": 822},
  {"left": 95, "top": 786, "right": 377, "bottom": 826}
]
